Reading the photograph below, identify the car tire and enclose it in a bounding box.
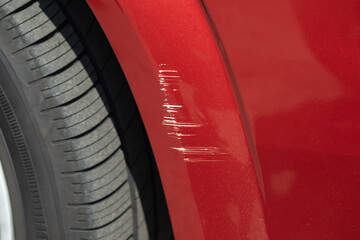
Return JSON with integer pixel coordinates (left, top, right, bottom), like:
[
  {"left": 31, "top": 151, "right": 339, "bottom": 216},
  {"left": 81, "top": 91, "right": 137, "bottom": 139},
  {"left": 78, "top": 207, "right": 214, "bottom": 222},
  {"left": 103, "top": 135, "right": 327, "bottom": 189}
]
[{"left": 0, "top": 0, "right": 172, "bottom": 239}]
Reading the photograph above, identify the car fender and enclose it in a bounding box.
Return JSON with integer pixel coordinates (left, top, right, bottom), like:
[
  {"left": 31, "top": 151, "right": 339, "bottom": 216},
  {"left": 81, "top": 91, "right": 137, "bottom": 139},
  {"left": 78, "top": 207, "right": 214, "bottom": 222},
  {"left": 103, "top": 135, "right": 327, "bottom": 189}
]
[{"left": 86, "top": 1, "right": 266, "bottom": 239}]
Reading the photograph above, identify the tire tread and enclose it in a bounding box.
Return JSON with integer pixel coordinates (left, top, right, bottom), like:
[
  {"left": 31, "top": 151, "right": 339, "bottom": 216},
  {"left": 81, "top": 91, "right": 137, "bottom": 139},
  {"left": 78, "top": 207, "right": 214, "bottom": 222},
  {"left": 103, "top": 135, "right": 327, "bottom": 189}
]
[{"left": 0, "top": 0, "right": 150, "bottom": 239}]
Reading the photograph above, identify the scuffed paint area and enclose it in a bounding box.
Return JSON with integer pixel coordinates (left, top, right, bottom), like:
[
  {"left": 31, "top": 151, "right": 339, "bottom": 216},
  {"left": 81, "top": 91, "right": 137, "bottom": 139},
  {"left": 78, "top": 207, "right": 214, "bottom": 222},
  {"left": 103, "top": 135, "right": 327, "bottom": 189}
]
[{"left": 159, "top": 64, "right": 228, "bottom": 163}]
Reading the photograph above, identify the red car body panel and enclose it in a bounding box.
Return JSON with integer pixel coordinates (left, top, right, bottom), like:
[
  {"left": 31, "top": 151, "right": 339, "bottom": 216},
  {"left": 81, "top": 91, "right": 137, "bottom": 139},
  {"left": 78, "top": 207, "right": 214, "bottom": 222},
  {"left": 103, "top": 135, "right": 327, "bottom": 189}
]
[{"left": 87, "top": 0, "right": 360, "bottom": 239}]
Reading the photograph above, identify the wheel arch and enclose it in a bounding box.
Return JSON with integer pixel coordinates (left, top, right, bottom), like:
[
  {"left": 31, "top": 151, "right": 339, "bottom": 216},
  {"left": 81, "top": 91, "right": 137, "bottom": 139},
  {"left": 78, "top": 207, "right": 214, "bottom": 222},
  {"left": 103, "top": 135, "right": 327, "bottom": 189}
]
[{"left": 86, "top": 0, "right": 266, "bottom": 239}]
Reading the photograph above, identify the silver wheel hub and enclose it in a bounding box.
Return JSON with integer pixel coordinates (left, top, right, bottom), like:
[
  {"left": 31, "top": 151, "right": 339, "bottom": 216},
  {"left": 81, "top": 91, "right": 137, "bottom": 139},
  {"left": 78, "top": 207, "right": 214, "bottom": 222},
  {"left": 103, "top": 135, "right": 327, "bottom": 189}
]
[{"left": 0, "top": 160, "right": 14, "bottom": 240}]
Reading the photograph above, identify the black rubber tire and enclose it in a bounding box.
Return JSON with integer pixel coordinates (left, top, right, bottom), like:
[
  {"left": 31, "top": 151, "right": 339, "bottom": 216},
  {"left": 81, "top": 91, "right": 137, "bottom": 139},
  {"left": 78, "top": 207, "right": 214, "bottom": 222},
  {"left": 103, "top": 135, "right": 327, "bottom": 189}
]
[{"left": 0, "top": 0, "right": 172, "bottom": 239}]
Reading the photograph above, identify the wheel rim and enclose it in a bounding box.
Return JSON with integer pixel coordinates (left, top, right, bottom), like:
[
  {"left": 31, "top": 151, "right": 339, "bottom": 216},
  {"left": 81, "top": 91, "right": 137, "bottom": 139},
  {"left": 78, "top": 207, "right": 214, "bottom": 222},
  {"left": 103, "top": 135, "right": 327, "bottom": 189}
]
[{"left": 0, "top": 158, "right": 14, "bottom": 240}]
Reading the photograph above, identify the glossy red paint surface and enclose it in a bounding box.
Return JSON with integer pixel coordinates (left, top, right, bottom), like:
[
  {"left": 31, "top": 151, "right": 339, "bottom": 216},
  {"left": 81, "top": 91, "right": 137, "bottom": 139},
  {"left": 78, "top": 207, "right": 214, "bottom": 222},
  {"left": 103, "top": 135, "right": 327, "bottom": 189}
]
[
  {"left": 203, "top": 0, "right": 360, "bottom": 239},
  {"left": 88, "top": 0, "right": 360, "bottom": 239},
  {"left": 87, "top": 0, "right": 265, "bottom": 239}
]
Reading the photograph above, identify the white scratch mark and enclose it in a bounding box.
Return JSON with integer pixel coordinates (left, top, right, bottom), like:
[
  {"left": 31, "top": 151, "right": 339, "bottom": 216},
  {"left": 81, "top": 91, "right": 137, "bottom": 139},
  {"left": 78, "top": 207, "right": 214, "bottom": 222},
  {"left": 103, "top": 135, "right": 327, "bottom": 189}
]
[
  {"left": 171, "top": 147, "right": 228, "bottom": 155},
  {"left": 158, "top": 74, "right": 180, "bottom": 78},
  {"left": 163, "top": 104, "right": 182, "bottom": 108},
  {"left": 184, "top": 158, "right": 224, "bottom": 163},
  {"left": 159, "top": 69, "right": 178, "bottom": 73},
  {"left": 159, "top": 64, "right": 228, "bottom": 162}
]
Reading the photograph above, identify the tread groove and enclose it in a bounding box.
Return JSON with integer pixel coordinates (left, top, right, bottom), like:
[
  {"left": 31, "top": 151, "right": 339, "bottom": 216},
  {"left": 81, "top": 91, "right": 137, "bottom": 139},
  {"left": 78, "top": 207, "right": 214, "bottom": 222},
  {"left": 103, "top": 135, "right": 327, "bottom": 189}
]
[
  {"left": 68, "top": 180, "right": 129, "bottom": 206},
  {"left": 60, "top": 140, "right": 121, "bottom": 173},
  {"left": 52, "top": 109, "right": 108, "bottom": 143}
]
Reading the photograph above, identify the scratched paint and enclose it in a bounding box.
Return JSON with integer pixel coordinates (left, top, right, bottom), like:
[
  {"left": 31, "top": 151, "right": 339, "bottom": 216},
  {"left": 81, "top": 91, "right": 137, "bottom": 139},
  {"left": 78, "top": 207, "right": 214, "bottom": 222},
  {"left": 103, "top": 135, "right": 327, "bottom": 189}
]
[{"left": 159, "top": 64, "right": 228, "bottom": 163}]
